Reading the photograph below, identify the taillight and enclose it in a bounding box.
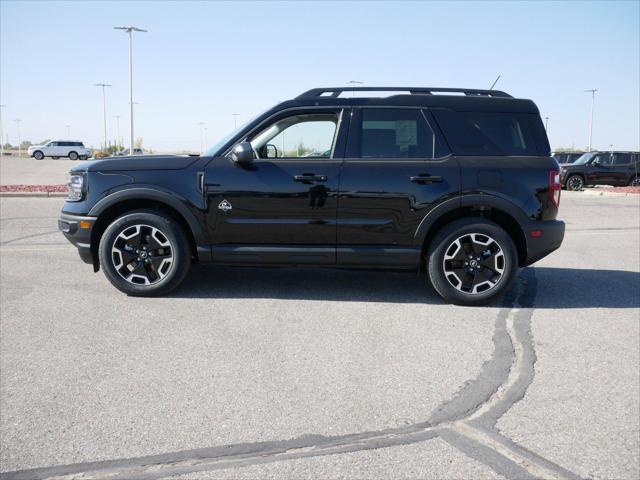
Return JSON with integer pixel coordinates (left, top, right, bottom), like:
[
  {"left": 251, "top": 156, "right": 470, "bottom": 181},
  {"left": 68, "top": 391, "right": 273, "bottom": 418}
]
[{"left": 549, "top": 170, "right": 561, "bottom": 208}]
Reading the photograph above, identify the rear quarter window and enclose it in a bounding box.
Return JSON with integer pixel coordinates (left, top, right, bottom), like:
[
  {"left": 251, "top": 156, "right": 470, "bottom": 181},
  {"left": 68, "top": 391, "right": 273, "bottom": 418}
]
[{"left": 431, "top": 109, "right": 550, "bottom": 156}]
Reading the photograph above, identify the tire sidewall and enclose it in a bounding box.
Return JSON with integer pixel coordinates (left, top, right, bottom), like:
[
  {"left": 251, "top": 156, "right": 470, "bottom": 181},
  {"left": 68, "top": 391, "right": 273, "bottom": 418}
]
[
  {"left": 567, "top": 175, "right": 584, "bottom": 191},
  {"left": 427, "top": 218, "right": 518, "bottom": 306},
  {"left": 69, "top": 151, "right": 78, "bottom": 160},
  {"left": 34, "top": 151, "right": 44, "bottom": 160},
  {"left": 98, "top": 211, "right": 191, "bottom": 296}
]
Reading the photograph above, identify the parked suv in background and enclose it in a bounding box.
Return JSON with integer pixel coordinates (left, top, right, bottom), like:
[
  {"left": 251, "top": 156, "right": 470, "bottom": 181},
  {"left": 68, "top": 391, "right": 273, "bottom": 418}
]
[
  {"left": 29, "top": 141, "right": 91, "bottom": 160},
  {"left": 58, "top": 87, "right": 564, "bottom": 305},
  {"left": 560, "top": 151, "right": 640, "bottom": 190},
  {"left": 552, "top": 151, "right": 584, "bottom": 165}
]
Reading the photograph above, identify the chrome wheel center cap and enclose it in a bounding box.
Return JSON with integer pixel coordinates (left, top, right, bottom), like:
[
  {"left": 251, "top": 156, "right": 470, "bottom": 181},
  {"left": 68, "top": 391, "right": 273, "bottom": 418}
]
[
  {"left": 469, "top": 259, "right": 478, "bottom": 267},
  {"left": 139, "top": 251, "right": 148, "bottom": 259}
]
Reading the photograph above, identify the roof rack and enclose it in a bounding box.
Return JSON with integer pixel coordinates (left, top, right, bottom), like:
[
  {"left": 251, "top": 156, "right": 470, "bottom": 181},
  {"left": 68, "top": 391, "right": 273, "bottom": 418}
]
[{"left": 296, "top": 87, "right": 512, "bottom": 99}]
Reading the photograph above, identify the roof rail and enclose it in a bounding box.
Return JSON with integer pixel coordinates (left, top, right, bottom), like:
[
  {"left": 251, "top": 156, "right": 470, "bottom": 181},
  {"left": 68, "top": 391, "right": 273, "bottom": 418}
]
[{"left": 296, "top": 87, "right": 512, "bottom": 99}]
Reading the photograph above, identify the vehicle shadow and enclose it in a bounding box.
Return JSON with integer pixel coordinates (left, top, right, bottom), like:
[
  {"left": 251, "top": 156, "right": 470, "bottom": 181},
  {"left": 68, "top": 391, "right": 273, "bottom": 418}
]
[{"left": 174, "top": 265, "right": 639, "bottom": 309}]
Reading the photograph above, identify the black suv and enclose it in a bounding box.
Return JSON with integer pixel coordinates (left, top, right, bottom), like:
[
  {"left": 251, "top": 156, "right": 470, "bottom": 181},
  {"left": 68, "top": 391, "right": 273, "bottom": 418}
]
[
  {"left": 560, "top": 151, "right": 640, "bottom": 191},
  {"left": 59, "top": 87, "right": 564, "bottom": 305}
]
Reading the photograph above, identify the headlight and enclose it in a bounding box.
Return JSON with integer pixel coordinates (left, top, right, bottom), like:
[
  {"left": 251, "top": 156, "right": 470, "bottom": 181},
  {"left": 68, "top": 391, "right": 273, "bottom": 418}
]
[{"left": 67, "top": 174, "right": 85, "bottom": 201}]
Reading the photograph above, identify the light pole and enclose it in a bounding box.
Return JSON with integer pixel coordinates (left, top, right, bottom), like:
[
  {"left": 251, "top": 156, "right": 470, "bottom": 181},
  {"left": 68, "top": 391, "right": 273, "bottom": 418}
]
[
  {"left": 0, "top": 105, "right": 5, "bottom": 158},
  {"left": 585, "top": 89, "right": 597, "bottom": 152},
  {"left": 232, "top": 113, "right": 239, "bottom": 129},
  {"left": 114, "top": 25, "right": 147, "bottom": 156},
  {"left": 94, "top": 83, "right": 112, "bottom": 150},
  {"left": 544, "top": 117, "right": 549, "bottom": 131},
  {"left": 347, "top": 80, "right": 363, "bottom": 97},
  {"left": 14, "top": 119, "right": 21, "bottom": 158},
  {"left": 198, "top": 122, "right": 205, "bottom": 154},
  {"left": 113, "top": 115, "right": 121, "bottom": 148}
]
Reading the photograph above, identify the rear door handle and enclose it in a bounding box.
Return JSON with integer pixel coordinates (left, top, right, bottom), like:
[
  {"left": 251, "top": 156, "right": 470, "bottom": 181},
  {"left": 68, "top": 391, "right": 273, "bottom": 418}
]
[
  {"left": 409, "top": 174, "right": 443, "bottom": 184},
  {"left": 293, "top": 173, "right": 327, "bottom": 183}
]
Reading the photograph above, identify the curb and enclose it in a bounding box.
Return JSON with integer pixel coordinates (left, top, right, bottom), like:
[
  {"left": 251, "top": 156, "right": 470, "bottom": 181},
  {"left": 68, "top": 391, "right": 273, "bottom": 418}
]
[
  {"left": 579, "top": 189, "right": 640, "bottom": 198},
  {"left": 0, "top": 191, "right": 67, "bottom": 198}
]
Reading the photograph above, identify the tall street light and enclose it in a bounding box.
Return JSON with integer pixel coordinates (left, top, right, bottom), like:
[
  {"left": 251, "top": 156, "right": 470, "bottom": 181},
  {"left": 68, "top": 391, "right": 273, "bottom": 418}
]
[
  {"left": 347, "top": 80, "right": 363, "bottom": 97},
  {"left": 14, "top": 119, "right": 21, "bottom": 158},
  {"left": 544, "top": 117, "right": 549, "bottom": 131},
  {"left": 114, "top": 25, "right": 147, "bottom": 156},
  {"left": 198, "top": 122, "right": 205, "bottom": 154},
  {"left": 585, "top": 89, "right": 597, "bottom": 152},
  {"left": 0, "top": 105, "right": 5, "bottom": 158},
  {"left": 113, "top": 115, "right": 121, "bottom": 147},
  {"left": 94, "top": 83, "right": 112, "bottom": 150}
]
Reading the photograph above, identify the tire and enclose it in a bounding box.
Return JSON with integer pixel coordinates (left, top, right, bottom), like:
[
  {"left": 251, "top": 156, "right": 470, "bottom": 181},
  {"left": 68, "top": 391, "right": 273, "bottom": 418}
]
[
  {"left": 79, "top": 155, "right": 88, "bottom": 160},
  {"left": 33, "top": 151, "right": 44, "bottom": 160},
  {"left": 68, "top": 151, "right": 78, "bottom": 160},
  {"left": 98, "top": 211, "right": 191, "bottom": 296},
  {"left": 629, "top": 176, "right": 640, "bottom": 187},
  {"left": 427, "top": 218, "right": 518, "bottom": 306},
  {"left": 566, "top": 174, "right": 584, "bottom": 191}
]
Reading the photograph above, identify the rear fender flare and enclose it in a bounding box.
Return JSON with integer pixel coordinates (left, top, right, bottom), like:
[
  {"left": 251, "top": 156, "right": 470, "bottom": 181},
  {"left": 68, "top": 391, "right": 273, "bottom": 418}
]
[{"left": 413, "top": 194, "right": 530, "bottom": 247}]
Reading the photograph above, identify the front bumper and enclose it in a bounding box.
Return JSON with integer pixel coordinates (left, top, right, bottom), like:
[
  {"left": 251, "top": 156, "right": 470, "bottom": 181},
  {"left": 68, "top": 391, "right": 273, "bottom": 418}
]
[
  {"left": 58, "top": 212, "right": 97, "bottom": 265},
  {"left": 523, "top": 219, "right": 565, "bottom": 266}
]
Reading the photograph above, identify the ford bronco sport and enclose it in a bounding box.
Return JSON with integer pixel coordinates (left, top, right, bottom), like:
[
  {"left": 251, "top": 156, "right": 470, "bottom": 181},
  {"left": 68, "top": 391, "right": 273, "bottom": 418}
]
[{"left": 59, "top": 87, "right": 565, "bottom": 305}]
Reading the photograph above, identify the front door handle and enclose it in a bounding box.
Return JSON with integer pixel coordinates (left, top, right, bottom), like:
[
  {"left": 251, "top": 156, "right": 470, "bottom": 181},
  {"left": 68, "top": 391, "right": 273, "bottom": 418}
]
[
  {"left": 293, "top": 173, "right": 327, "bottom": 183},
  {"left": 409, "top": 174, "right": 443, "bottom": 184}
]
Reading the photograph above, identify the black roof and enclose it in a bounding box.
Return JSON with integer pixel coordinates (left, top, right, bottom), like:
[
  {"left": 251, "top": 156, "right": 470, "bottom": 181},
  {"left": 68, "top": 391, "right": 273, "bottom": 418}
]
[{"left": 269, "top": 86, "right": 540, "bottom": 114}]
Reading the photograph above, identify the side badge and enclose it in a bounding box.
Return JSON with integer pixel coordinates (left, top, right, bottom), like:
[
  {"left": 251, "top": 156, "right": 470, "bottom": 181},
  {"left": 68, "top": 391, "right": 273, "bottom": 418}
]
[{"left": 218, "top": 199, "right": 233, "bottom": 213}]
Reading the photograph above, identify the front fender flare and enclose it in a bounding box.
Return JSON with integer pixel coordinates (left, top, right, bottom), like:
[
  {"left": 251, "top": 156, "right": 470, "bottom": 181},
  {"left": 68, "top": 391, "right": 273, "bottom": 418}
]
[{"left": 88, "top": 187, "right": 207, "bottom": 245}]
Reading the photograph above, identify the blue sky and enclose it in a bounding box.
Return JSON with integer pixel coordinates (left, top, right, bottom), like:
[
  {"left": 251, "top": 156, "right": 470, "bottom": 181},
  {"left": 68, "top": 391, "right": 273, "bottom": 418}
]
[{"left": 1, "top": 1, "right": 638, "bottom": 152}]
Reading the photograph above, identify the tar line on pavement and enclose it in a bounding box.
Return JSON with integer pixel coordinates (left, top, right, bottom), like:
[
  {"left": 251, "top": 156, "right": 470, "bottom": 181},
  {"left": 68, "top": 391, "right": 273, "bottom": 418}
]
[{"left": 0, "top": 267, "right": 584, "bottom": 480}]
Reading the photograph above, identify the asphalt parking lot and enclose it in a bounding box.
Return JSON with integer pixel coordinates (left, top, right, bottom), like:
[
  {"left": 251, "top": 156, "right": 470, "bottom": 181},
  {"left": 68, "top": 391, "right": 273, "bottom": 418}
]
[{"left": 0, "top": 192, "right": 638, "bottom": 479}]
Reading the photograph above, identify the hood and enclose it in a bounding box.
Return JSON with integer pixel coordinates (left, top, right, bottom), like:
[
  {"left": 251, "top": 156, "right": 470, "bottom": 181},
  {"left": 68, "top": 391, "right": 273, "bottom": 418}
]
[{"left": 70, "top": 154, "right": 199, "bottom": 173}]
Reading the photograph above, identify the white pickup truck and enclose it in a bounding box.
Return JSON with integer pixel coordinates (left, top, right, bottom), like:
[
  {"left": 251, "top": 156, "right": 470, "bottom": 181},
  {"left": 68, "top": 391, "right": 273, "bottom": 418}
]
[{"left": 28, "top": 141, "right": 92, "bottom": 160}]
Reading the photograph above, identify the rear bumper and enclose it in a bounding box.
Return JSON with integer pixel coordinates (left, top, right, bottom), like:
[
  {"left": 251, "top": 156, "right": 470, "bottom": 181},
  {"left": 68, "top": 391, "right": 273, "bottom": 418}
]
[
  {"left": 58, "top": 212, "right": 97, "bottom": 265},
  {"left": 523, "top": 219, "right": 565, "bottom": 266}
]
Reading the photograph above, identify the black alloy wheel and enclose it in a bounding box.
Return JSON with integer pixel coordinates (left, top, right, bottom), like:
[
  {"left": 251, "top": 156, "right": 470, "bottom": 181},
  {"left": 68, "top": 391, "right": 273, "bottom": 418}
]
[{"left": 566, "top": 175, "right": 584, "bottom": 191}]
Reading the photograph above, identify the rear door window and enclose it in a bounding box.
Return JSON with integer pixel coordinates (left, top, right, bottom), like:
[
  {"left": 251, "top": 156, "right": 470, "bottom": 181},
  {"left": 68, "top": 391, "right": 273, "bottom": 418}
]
[
  {"left": 613, "top": 153, "right": 632, "bottom": 166},
  {"left": 431, "top": 109, "right": 549, "bottom": 156},
  {"left": 349, "top": 108, "right": 450, "bottom": 159}
]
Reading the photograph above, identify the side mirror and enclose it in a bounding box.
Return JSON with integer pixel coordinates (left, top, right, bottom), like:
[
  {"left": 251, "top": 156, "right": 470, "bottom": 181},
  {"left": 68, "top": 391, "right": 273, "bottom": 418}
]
[
  {"left": 265, "top": 144, "right": 278, "bottom": 159},
  {"left": 231, "top": 142, "right": 254, "bottom": 165}
]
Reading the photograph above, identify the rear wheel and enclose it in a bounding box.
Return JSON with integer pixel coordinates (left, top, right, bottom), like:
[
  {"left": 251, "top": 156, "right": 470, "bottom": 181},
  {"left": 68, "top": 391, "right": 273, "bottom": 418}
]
[
  {"left": 34, "top": 151, "right": 44, "bottom": 160},
  {"left": 68, "top": 151, "right": 79, "bottom": 160},
  {"left": 99, "top": 211, "right": 191, "bottom": 296},
  {"left": 566, "top": 174, "right": 584, "bottom": 191},
  {"left": 427, "top": 218, "right": 518, "bottom": 306},
  {"left": 629, "top": 176, "right": 640, "bottom": 187}
]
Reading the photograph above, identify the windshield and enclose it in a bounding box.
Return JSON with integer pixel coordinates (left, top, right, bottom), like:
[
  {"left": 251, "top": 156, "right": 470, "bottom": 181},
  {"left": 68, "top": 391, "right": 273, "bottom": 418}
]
[
  {"left": 203, "top": 113, "right": 263, "bottom": 157},
  {"left": 573, "top": 152, "right": 596, "bottom": 165}
]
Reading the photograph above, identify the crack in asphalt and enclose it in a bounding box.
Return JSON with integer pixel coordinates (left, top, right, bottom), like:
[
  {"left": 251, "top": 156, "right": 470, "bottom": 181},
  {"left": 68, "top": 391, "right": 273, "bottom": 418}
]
[{"left": 0, "top": 268, "right": 583, "bottom": 480}]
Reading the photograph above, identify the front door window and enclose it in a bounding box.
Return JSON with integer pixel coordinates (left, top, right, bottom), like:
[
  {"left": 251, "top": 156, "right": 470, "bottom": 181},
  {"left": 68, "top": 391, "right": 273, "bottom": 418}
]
[{"left": 250, "top": 112, "right": 339, "bottom": 159}]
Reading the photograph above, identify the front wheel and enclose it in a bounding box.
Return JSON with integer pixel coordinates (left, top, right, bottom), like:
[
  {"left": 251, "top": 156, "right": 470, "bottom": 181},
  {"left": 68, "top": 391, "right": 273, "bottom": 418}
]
[
  {"left": 34, "top": 151, "right": 44, "bottom": 160},
  {"left": 566, "top": 174, "right": 584, "bottom": 191},
  {"left": 427, "top": 218, "right": 518, "bottom": 306},
  {"left": 98, "top": 211, "right": 191, "bottom": 296}
]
